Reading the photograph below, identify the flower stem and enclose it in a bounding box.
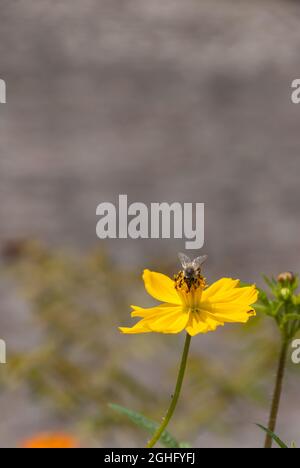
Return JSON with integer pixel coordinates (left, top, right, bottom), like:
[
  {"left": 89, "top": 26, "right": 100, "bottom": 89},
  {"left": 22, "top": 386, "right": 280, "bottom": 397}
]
[
  {"left": 264, "top": 339, "right": 289, "bottom": 449},
  {"left": 146, "top": 333, "right": 192, "bottom": 448}
]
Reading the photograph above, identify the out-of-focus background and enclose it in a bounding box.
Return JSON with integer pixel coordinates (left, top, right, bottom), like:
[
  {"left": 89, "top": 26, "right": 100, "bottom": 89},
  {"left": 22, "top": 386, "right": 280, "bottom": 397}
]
[{"left": 0, "top": 0, "right": 300, "bottom": 448}]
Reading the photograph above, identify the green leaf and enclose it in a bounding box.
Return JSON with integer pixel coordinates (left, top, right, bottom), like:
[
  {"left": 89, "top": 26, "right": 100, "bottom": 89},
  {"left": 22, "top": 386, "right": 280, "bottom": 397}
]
[
  {"left": 179, "top": 442, "right": 191, "bottom": 448},
  {"left": 256, "top": 424, "right": 288, "bottom": 448},
  {"left": 292, "top": 295, "right": 300, "bottom": 306},
  {"left": 257, "top": 287, "right": 270, "bottom": 306},
  {"left": 263, "top": 275, "right": 276, "bottom": 290},
  {"left": 254, "top": 303, "right": 272, "bottom": 315},
  {"left": 281, "top": 313, "right": 300, "bottom": 326},
  {"left": 109, "top": 403, "right": 181, "bottom": 448}
]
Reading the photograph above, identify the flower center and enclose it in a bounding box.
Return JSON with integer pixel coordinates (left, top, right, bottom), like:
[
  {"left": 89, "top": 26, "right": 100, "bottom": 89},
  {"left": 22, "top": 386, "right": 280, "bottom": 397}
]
[{"left": 174, "top": 270, "right": 206, "bottom": 311}]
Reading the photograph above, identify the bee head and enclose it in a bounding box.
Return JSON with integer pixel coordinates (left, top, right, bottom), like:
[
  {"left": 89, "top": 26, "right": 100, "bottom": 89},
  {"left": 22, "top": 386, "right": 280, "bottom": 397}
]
[{"left": 184, "top": 267, "right": 195, "bottom": 278}]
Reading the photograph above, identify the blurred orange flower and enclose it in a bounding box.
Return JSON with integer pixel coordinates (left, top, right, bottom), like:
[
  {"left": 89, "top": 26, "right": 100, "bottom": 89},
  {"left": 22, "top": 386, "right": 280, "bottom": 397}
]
[{"left": 21, "top": 432, "right": 78, "bottom": 449}]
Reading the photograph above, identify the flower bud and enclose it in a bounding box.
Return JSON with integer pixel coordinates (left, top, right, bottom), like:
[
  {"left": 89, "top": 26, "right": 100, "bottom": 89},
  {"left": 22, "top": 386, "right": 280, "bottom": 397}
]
[
  {"left": 280, "top": 287, "right": 291, "bottom": 301},
  {"left": 277, "top": 272, "right": 295, "bottom": 284}
]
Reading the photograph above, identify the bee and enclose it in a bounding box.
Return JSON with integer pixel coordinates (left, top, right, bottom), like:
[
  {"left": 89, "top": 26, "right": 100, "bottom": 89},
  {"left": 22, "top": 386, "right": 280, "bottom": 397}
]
[{"left": 178, "top": 253, "right": 208, "bottom": 290}]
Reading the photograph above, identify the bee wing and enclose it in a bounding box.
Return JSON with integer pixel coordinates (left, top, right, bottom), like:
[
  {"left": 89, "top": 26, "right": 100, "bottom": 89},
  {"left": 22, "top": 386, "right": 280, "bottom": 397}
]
[
  {"left": 178, "top": 253, "right": 192, "bottom": 268},
  {"left": 193, "top": 255, "right": 208, "bottom": 269}
]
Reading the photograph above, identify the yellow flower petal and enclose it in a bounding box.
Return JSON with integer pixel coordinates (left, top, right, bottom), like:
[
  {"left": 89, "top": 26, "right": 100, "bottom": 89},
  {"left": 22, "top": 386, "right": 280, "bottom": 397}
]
[
  {"left": 143, "top": 270, "right": 181, "bottom": 305},
  {"left": 131, "top": 303, "right": 178, "bottom": 318},
  {"left": 200, "top": 281, "right": 258, "bottom": 325},
  {"left": 186, "top": 310, "right": 223, "bottom": 336},
  {"left": 200, "top": 304, "right": 256, "bottom": 324},
  {"left": 202, "top": 278, "right": 240, "bottom": 301},
  {"left": 144, "top": 307, "right": 189, "bottom": 334},
  {"left": 119, "top": 322, "right": 151, "bottom": 334},
  {"left": 207, "top": 286, "right": 257, "bottom": 305},
  {"left": 121, "top": 306, "right": 189, "bottom": 335}
]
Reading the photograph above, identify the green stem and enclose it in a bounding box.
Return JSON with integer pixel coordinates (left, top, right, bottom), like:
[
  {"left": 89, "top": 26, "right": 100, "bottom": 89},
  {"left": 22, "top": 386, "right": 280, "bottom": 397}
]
[
  {"left": 146, "top": 333, "right": 192, "bottom": 448},
  {"left": 264, "top": 339, "right": 289, "bottom": 449}
]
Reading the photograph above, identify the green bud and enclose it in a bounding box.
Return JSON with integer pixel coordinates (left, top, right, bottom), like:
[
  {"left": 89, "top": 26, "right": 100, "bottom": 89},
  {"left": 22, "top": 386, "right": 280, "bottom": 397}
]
[{"left": 280, "top": 287, "right": 291, "bottom": 301}]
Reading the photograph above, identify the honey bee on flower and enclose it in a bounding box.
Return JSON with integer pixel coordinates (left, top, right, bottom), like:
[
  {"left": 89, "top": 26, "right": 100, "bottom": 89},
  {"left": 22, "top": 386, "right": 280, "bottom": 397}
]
[{"left": 119, "top": 254, "right": 258, "bottom": 336}]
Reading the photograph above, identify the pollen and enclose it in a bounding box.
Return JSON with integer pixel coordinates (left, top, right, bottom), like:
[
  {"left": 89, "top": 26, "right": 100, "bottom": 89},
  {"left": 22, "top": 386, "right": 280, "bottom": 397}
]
[{"left": 174, "top": 271, "right": 206, "bottom": 293}]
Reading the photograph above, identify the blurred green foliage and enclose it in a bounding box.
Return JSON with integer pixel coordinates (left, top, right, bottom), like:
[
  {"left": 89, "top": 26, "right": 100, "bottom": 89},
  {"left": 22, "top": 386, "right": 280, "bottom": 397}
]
[
  {"left": 257, "top": 273, "right": 300, "bottom": 340},
  {"left": 0, "top": 241, "right": 293, "bottom": 446}
]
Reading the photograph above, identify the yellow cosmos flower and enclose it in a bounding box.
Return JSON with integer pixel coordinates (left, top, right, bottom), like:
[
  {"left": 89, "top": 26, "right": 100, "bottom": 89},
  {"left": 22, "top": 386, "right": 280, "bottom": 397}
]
[{"left": 120, "top": 270, "right": 258, "bottom": 336}]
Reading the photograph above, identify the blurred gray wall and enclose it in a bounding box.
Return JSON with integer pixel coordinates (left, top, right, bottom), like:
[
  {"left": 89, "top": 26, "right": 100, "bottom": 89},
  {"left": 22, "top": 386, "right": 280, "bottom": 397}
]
[{"left": 1, "top": 0, "right": 300, "bottom": 280}]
